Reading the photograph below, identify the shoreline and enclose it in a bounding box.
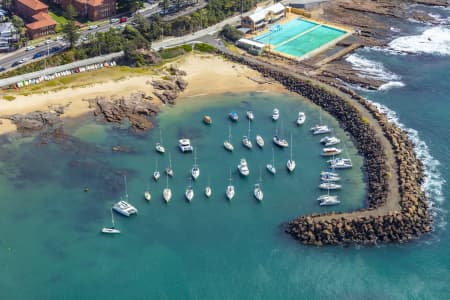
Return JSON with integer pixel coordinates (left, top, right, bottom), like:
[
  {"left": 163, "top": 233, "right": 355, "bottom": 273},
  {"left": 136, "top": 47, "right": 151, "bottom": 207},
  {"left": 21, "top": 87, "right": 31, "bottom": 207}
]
[{"left": 0, "top": 54, "right": 286, "bottom": 136}]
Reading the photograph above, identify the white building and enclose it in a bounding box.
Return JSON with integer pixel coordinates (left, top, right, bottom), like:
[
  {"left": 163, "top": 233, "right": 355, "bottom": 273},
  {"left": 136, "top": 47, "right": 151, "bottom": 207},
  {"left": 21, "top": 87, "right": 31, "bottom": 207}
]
[
  {"left": 241, "top": 2, "right": 286, "bottom": 32},
  {"left": 0, "top": 22, "right": 19, "bottom": 52}
]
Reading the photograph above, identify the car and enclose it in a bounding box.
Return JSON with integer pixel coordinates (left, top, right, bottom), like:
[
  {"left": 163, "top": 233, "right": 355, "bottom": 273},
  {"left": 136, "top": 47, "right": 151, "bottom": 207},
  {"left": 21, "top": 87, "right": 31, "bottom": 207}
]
[
  {"left": 88, "top": 25, "right": 98, "bottom": 30},
  {"left": 119, "top": 17, "right": 127, "bottom": 23},
  {"left": 110, "top": 18, "right": 119, "bottom": 24},
  {"left": 0, "top": 66, "right": 5, "bottom": 72},
  {"left": 45, "top": 39, "right": 52, "bottom": 44},
  {"left": 32, "top": 51, "right": 46, "bottom": 59},
  {"left": 55, "top": 36, "right": 63, "bottom": 41},
  {"left": 25, "top": 45, "right": 35, "bottom": 51}
]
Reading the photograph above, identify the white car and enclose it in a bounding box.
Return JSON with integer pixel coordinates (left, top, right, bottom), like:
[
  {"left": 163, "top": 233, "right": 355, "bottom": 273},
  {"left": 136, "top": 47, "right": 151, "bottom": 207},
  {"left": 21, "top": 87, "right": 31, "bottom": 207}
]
[
  {"left": 55, "top": 36, "right": 63, "bottom": 41},
  {"left": 88, "top": 25, "right": 98, "bottom": 30},
  {"left": 45, "top": 39, "right": 52, "bottom": 44},
  {"left": 25, "top": 46, "right": 36, "bottom": 51},
  {"left": 110, "top": 18, "right": 119, "bottom": 24}
]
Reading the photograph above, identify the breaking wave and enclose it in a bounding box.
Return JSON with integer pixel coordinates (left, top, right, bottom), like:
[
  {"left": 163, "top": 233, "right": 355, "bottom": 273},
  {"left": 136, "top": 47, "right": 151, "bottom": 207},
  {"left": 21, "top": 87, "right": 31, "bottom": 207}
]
[
  {"left": 345, "top": 54, "right": 404, "bottom": 91},
  {"left": 367, "top": 100, "right": 447, "bottom": 232},
  {"left": 388, "top": 26, "right": 450, "bottom": 56}
]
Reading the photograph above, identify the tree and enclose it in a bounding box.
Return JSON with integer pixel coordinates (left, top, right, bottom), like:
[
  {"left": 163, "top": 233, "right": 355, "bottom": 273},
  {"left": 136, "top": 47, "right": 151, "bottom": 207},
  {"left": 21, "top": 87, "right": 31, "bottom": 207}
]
[
  {"left": 117, "top": 0, "right": 144, "bottom": 13},
  {"left": 62, "top": 20, "right": 80, "bottom": 48},
  {"left": 63, "top": 4, "right": 78, "bottom": 20}
]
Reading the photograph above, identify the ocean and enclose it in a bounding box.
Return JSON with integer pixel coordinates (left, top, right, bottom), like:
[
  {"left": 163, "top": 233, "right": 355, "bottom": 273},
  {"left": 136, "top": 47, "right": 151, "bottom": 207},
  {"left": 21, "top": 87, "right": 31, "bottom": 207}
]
[{"left": 0, "top": 5, "right": 449, "bottom": 299}]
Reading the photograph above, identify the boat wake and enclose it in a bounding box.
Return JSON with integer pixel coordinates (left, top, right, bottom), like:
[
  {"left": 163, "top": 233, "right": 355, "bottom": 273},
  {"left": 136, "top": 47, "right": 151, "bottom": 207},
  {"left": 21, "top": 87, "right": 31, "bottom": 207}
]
[
  {"left": 388, "top": 26, "right": 450, "bottom": 56},
  {"left": 367, "top": 100, "right": 447, "bottom": 236},
  {"left": 345, "top": 53, "right": 405, "bottom": 91}
]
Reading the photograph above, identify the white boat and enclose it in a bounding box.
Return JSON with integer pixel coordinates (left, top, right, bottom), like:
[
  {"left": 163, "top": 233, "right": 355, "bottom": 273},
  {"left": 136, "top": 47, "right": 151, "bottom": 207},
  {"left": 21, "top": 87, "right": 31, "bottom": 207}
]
[
  {"left": 320, "top": 174, "right": 341, "bottom": 182},
  {"left": 297, "top": 112, "right": 306, "bottom": 125},
  {"left": 256, "top": 135, "right": 264, "bottom": 148},
  {"left": 246, "top": 111, "right": 254, "bottom": 121},
  {"left": 266, "top": 147, "right": 276, "bottom": 175},
  {"left": 155, "top": 128, "right": 165, "bottom": 153},
  {"left": 178, "top": 138, "right": 193, "bottom": 153},
  {"left": 224, "top": 124, "right": 234, "bottom": 152},
  {"left": 101, "top": 208, "right": 121, "bottom": 234},
  {"left": 321, "top": 147, "right": 342, "bottom": 157},
  {"left": 113, "top": 176, "right": 138, "bottom": 216},
  {"left": 320, "top": 136, "right": 341, "bottom": 146},
  {"left": 205, "top": 177, "right": 212, "bottom": 198},
  {"left": 229, "top": 112, "right": 239, "bottom": 122},
  {"left": 165, "top": 152, "right": 174, "bottom": 177},
  {"left": 253, "top": 169, "right": 263, "bottom": 201},
  {"left": 226, "top": 169, "right": 235, "bottom": 200},
  {"left": 319, "top": 182, "right": 342, "bottom": 190},
  {"left": 238, "top": 158, "right": 250, "bottom": 176},
  {"left": 242, "top": 120, "right": 253, "bottom": 149},
  {"left": 321, "top": 171, "right": 339, "bottom": 177},
  {"left": 329, "top": 158, "right": 353, "bottom": 169},
  {"left": 185, "top": 179, "right": 194, "bottom": 202},
  {"left": 272, "top": 108, "right": 279, "bottom": 121},
  {"left": 273, "top": 135, "right": 289, "bottom": 148},
  {"left": 153, "top": 158, "right": 160, "bottom": 181},
  {"left": 113, "top": 200, "right": 138, "bottom": 216},
  {"left": 144, "top": 187, "right": 151, "bottom": 201},
  {"left": 163, "top": 174, "right": 172, "bottom": 203},
  {"left": 286, "top": 133, "right": 296, "bottom": 172},
  {"left": 319, "top": 196, "right": 341, "bottom": 206},
  {"left": 191, "top": 149, "right": 200, "bottom": 180},
  {"left": 312, "top": 125, "right": 331, "bottom": 135}
]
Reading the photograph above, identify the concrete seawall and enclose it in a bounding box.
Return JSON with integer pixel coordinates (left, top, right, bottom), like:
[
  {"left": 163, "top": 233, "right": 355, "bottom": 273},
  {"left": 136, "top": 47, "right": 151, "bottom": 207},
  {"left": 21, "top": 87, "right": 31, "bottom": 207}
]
[{"left": 219, "top": 51, "right": 432, "bottom": 246}]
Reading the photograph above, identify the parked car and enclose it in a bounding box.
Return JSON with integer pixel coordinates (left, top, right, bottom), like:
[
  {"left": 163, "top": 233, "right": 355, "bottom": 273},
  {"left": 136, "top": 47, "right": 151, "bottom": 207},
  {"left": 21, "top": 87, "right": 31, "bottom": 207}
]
[
  {"left": 45, "top": 39, "right": 52, "bottom": 44},
  {"left": 32, "top": 51, "right": 46, "bottom": 59},
  {"left": 110, "top": 18, "right": 119, "bottom": 24},
  {"left": 88, "top": 25, "right": 98, "bottom": 30},
  {"left": 25, "top": 45, "right": 36, "bottom": 51},
  {"left": 55, "top": 36, "right": 63, "bottom": 41},
  {"left": 119, "top": 17, "right": 127, "bottom": 23}
]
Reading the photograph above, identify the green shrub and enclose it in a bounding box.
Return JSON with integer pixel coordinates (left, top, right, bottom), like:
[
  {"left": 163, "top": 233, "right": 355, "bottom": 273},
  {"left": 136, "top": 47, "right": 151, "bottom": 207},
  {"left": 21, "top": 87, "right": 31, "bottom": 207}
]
[{"left": 195, "top": 43, "right": 215, "bottom": 53}]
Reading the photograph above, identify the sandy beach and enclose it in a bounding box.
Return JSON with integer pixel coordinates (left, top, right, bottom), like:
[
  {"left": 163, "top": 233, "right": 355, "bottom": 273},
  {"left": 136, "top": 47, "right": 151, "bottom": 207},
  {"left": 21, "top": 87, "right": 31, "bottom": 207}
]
[{"left": 0, "top": 53, "right": 286, "bottom": 135}]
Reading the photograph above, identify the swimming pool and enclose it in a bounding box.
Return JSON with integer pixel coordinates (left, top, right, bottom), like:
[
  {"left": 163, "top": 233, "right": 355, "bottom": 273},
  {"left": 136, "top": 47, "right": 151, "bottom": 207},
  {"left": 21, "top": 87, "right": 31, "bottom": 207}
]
[
  {"left": 253, "top": 19, "right": 317, "bottom": 46},
  {"left": 275, "top": 25, "right": 347, "bottom": 57},
  {"left": 252, "top": 18, "right": 348, "bottom": 58}
]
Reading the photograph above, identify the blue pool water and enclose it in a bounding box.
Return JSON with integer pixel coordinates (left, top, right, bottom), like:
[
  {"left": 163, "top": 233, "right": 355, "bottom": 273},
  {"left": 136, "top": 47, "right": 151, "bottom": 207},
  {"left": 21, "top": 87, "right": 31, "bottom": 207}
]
[{"left": 253, "top": 18, "right": 317, "bottom": 46}]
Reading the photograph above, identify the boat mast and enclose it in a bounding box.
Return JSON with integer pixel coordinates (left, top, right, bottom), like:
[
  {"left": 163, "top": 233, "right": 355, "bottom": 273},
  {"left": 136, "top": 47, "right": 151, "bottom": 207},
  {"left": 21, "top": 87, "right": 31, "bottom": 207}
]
[
  {"left": 248, "top": 119, "right": 251, "bottom": 138},
  {"left": 123, "top": 175, "right": 128, "bottom": 201},
  {"left": 194, "top": 149, "right": 198, "bottom": 168},
  {"left": 111, "top": 208, "right": 115, "bottom": 227},
  {"left": 228, "top": 124, "right": 232, "bottom": 143},
  {"left": 159, "top": 128, "right": 163, "bottom": 145},
  {"left": 272, "top": 147, "right": 275, "bottom": 166},
  {"left": 290, "top": 133, "right": 293, "bottom": 160}
]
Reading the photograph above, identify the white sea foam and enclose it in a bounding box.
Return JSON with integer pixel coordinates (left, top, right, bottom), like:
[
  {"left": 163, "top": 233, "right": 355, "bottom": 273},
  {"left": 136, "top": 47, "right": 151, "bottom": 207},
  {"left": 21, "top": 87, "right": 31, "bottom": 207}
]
[
  {"left": 367, "top": 100, "right": 447, "bottom": 231},
  {"left": 388, "top": 26, "right": 450, "bottom": 56},
  {"left": 345, "top": 54, "right": 405, "bottom": 91}
]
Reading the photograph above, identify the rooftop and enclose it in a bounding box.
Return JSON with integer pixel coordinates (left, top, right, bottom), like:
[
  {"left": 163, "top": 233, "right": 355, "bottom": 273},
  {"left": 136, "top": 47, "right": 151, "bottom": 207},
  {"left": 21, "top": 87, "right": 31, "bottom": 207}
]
[
  {"left": 76, "top": 0, "right": 109, "bottom": 7},
  {"left": 16, "top": 0, "right": 48, "bottom": 10},
  {"left": 247, "top": 3, "right": 285, "bottom": 23},
  {"left": 26, "top": 12, "right": 56, "bottom": 30}
]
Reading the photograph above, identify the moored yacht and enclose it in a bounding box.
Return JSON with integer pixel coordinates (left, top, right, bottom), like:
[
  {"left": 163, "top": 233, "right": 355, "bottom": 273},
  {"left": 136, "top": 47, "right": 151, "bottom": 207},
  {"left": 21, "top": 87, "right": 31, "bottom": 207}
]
[
  {"left": 113, "top": 200, "right": 138, "bottom": 216},
  {"left": 242, "top": 119, "right": 253, "bottom": 149},
  {"left": 191, "top": 149, "right": 200, "bottom": 180},
  {"left": 266, "top": 147, "right": 276, "bottom": 175},
  {"left": 203, "top": 115, "right": 212, "bottom": 125},
  {"left": 226, "top": 169, "right": 234, "bottom": 200},
  {"left": 321, "top": 147, "right": 342, "bottom": 157},
  {"left": 144, "top": 189, "right": 151, "bottom": 201},
  {"left": 312, "top": 125, "right": 331, "bottom": 135},
  {"left": 178, "top": 138, "right": 194, "bottom": 153},
  {"left": 224, "top": 124, "right": 234, "bottom": 152},
  {"left": 229, "top": 111, "right": 239, "bottom": 122},
  {"left": 163, "top": 174, "right": 172, "bottom": 203},
  {"left": 329, "top": 158, "right": 353, "bottom": 169},
  {"left": 319, "top": 182, "right": 342, "bottom": 190},
  {"left": 153, "top": 158, "right": 160, "bottom": 181},
  {"left": 101, "top": 208, "right": 120, "bottom": 234},
  {"left": 321, "top": 171, "right": 339, "bottom": 177},
  {"left": 286, "top": 133, "right": 295, "bottom": 172},
  {"left": 273, "top": 135, "right": 289, "bottom": 148},
  {"left": 185, "top": 180, "right": 194, "bottom": 202},
  {"left": 256, "top": 135, "right": 264, "bottom": 148},
  {"left": 254, "top": 183, "right": 263, "bottom": 201},
  {"left": 318, "top": 196, "right": 340, "bottom": 206},
  {"left": 238, "top": 158, "right": 250, "bottom": 176},
  {"left": 320, "top": 136, "right": 341, "bottom": 146},
  {"left": 155, "top": 128, "right": 165, "bottom": 153},
  {"left": 320, "top": 173, "right": 341, "bottom": 182},
  {"left": 246, "top": 111, "right": 254, "bottom": 121},
  {"left": 272, "top": 108, "right": 280, "bottom": 121},
  {"left": 297, "top": 112, "right": 306, "bottom": 125},
  {"left": 165, "top": 152, "right": 174, "bottom": 177}
]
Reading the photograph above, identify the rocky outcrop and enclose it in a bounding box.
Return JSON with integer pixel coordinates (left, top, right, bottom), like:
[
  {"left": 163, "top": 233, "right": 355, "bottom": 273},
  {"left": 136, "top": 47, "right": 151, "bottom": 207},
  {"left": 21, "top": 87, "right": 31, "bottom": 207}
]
[
  {"left": 86, "top": 92, "right": 159, "bottom": 132},
  {"left": 151, "top": 73, "right": 188, "bottom": 104},
  {"left": 3, "top": 104, "right": 66, "bottom": 134},
  {"left": 219, "top": 51, "right": 431, "bottom": 246}
]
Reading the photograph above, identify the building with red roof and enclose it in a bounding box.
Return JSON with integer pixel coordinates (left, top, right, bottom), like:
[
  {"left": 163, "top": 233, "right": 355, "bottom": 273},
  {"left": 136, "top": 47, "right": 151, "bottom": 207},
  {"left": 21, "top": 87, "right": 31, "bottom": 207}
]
[
  {"left": 51, "top": 0, "right": 116, "bottom": 21},
  {"left": 13, "top": 0, "right": 57, "bottom": 39}
]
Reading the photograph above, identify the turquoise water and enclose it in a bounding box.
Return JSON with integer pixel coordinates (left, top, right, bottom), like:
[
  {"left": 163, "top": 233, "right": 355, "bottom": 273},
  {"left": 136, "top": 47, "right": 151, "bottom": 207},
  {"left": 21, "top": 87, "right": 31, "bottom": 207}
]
[
  {"left": 0, "top": 92, "right": 366, "bottom": 299},
  {"left": 275, "top": 25, "right": 346, "bottom": 57},
  {"left": 253, "top": 18, "right": 317, "bottom": 46}
]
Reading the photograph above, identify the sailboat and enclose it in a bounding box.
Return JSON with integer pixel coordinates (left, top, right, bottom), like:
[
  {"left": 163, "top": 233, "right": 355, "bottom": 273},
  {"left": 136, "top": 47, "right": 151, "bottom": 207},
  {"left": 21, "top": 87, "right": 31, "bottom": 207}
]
[
  {"left": 317, "top": 185, "right": 340, "bottom": 206},
  {"left": 191, "top": 149, "right": 200, "bottom": 180},
  {"left": 297, "top": 112, "right": 306, "bottom": 125},
  {"left": 273, "top": 126, "right": 289, "bottom": 148},
  {"left": 287, "top": 133, "right": 296, "bottom": 172},
  {"left": 310, "top": 110, "right": 330, "bottom": 135},
  {"left": 165, "top": 152, "right": 174, "bottom": 177},
  {"left": 256, "top": 135, "right": 264, "bottom": 148},
  {"left": 205, "top": 176, "right": 212, "bottom": 198},
  {"left": 224, "top": 124, "right": 234, "bottom": 152},
  {"left": 153, "top": 158, "right": 160, "bottom": 181},
  {"left": 266, "top": 147, "right": 276, "bottom": 175},
  {"left": 185, "top": 178, "right": 194, "bottom": 202},
  {"left": 101, "top": 208, "right": 121, "bottom": 234},
  {"left": 253, "top": 169, "right": 263, "bottom": 201},
  {"left": 144, "top": 184, "right": 151, "bottom": 201},
  {"left": 246, "top": 111, "right": 254, "bottom": 121},
  {"left": 163, "top": 174, "right": 172, "bottom": 203},
  {"left": 155, "top": 128, "right": 165, "bottom": 153},
  {"left": 242, "top": 119, "right": 253, "bottom": 149},
  {"left": 226, "top": 169, "right": 235, "bottom": 200}
]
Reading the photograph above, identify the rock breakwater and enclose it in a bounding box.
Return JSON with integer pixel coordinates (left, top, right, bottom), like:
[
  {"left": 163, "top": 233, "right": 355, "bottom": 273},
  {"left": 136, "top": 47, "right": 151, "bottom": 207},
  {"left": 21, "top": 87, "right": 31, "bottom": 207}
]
[{"left": 219, "top": 51, "right": 431, "bottom": 246}]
